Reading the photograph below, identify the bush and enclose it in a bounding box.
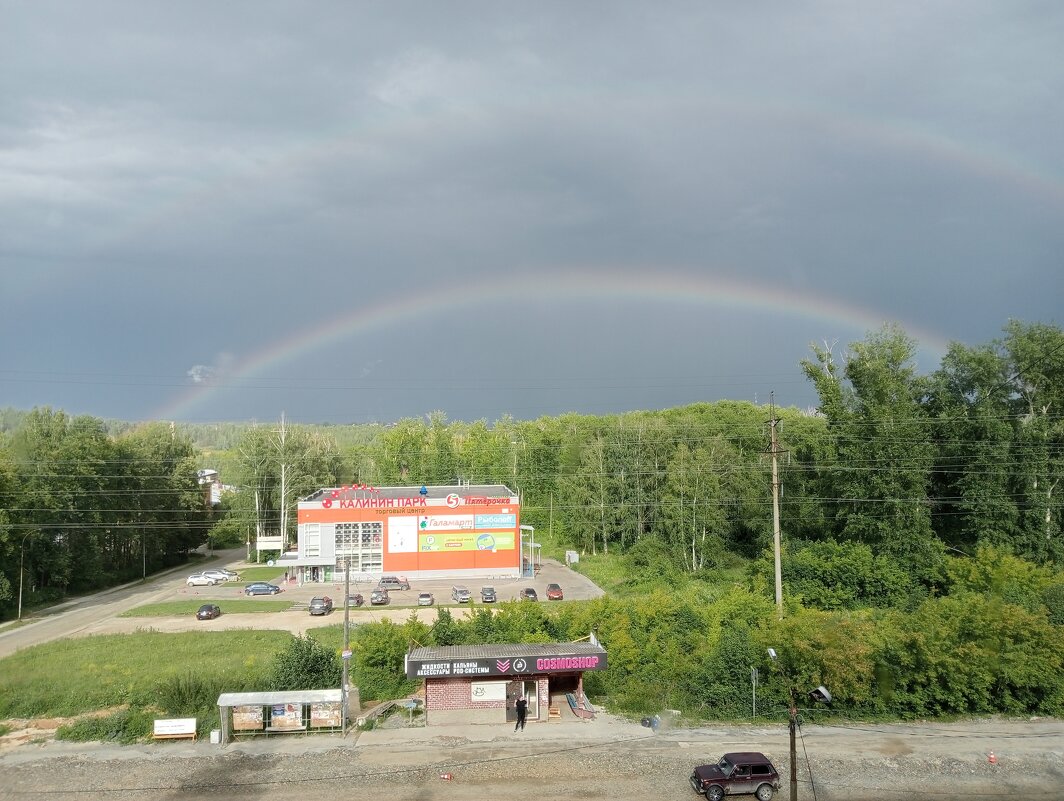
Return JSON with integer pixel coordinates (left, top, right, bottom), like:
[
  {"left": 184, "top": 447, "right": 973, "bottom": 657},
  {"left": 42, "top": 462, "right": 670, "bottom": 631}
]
[
  {"left": 268, "top": 635, "right": 342, "bottom": 691},
  {"left": 55, "top": 708, "right": 153, "bottom": 745},
  {"left": 757, "top": 540, "right": 915, "bottom": 609},
  {"left": 155, "top": 672, "right": 238, "bottom": 716}
]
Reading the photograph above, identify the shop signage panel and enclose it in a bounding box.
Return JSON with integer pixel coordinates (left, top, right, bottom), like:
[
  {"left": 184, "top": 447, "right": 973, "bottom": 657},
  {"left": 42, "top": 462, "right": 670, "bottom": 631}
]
[
  {"left": 419, "top": 531, "right": 516, "bottom": 552},
  {"left": 418, "top": 514, "right": 475, "bottom": 531},
  {"left": 475, "top": 513, "right": 517, "bottom": 529},
  {"left": 407, "top": 652, "right": 607, "bottom": 679}
]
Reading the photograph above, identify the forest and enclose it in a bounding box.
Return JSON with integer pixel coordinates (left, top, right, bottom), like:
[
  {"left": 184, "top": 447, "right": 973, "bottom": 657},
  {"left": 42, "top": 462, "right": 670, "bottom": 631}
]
[{"left": 1, "top": 320, "right": 1063, "bottom": 720}]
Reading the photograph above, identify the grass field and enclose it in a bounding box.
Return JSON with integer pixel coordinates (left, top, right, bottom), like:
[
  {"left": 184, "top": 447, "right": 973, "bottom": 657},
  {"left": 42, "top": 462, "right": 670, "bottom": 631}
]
[
  {"left": 234, "top": 566, "right": 287, "bottom": 582},
  {"left": 0, "top": 630, "right": 293, "bottom": 718},
  {"left": 119, "top": 599, "right": 295, "bottom": 617}
]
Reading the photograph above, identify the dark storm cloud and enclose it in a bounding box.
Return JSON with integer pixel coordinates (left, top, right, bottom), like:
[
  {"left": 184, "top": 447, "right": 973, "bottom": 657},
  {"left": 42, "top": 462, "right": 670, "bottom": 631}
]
[{"left": 1, "top": 1, "right": 1061, "bottom": 422}]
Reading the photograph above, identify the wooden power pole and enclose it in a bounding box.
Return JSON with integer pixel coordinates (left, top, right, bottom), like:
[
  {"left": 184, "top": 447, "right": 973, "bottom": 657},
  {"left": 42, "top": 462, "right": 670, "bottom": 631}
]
[{"left": 768, "top": 394, "right": 785, "bottom": 616}]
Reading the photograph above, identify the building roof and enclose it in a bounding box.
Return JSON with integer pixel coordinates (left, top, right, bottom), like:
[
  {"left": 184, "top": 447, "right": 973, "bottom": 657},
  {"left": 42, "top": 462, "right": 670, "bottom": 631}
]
[
  {"left": 302, "top": 483, "right": 516, "bottom": 503},
  {"left": 408, "top": 642, "right": 604, "bottom": 661}
]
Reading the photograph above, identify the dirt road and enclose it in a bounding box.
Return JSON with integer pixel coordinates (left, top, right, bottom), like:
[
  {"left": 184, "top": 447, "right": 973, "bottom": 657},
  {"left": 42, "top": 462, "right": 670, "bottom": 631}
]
[{"left": 3, "top": 714, "right": 1063, "bottom": 800}]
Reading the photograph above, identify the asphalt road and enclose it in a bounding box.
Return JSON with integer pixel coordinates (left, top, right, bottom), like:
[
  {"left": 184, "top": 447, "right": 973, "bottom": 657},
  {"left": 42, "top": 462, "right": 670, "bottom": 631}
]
[{"left": 0, "top": 550, "right": 603, "bottom": 656}]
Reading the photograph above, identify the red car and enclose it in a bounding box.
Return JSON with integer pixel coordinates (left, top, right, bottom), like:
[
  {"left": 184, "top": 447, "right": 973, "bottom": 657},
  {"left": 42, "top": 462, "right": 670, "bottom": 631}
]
[{"left": 546, "top": 583, "right": 564, "bottom": 600}]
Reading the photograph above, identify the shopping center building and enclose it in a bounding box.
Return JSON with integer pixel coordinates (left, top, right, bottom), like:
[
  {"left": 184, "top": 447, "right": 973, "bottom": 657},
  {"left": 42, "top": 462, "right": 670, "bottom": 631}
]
[{"left": 291, "top": 483, "right": 522, "bottom": 583}]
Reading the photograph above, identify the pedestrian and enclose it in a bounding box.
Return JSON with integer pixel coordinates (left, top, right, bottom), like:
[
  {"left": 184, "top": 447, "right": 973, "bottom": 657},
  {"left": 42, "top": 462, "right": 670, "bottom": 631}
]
[{"left": 515, "top": 695, "right": 527, "bottom": 731}]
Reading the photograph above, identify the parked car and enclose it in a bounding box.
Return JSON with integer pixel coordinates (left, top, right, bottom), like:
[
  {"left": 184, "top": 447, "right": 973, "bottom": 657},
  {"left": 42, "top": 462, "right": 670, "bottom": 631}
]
[
  {"left": 370, "top": 588, "right": 390, "bottom": 605},
  {"left": 308, "top": 596, "right": 333, "bottom": 615},
  {"left": 451, "top": 585, "right": 471, "bottom": 603},
  {"left": 201, "top": 569, "right": 232, "bottom": 583},
  {"left": 347, "top": 593, "right": 365, "bottom": 607},
  {"left": 196, "top": 603, "right": 221, "bottom": 620},
  {"left": 186, "top": 572, "right": 219, "bottom": 586},
  {"left": 417, "top": 592, "right": 434, "bottom": 606},
  {"left": 244, "top": 582, "right": 282, "bottom": 596},
  {"left": 520, "top": 587, "right": 538, "bottom": 601},
  {"left": 480, "top": 586, "right": 497, "bottom": 603},
  {"left": 546, "top": 583, "right": 564, "bottom": 601},
  {"left": 377, "top": 575, "right": 410, "bottom": 590},
  {"left": 218, "top": 568, "right": 241, "bottom": 580},
  {"left": 690, "top": 752, "right": 781, "bottom": 801}
]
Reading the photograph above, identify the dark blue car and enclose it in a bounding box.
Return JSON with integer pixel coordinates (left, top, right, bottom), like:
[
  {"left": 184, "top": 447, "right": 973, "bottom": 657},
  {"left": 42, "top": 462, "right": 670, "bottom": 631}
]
[{"left": 244, "top": 582, "right": 281, "bottom": 596}]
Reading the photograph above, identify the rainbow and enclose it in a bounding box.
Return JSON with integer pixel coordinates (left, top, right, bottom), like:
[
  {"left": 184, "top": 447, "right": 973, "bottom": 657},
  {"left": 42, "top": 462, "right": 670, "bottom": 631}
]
[{"left": 152, "top": 269, "right": 955, "bottom": 421}]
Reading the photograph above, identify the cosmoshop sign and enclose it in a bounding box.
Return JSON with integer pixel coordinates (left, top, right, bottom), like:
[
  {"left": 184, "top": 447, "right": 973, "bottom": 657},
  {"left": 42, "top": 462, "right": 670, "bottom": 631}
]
[{"left": 406, "top": 652, "right": 607, "bottom": 679}]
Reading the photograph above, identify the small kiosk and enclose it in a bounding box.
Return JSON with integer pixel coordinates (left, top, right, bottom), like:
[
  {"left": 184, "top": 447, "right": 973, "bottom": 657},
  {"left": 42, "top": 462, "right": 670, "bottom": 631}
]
[{"left": 406, "top": 642, "right": 607, "bottom": 726}]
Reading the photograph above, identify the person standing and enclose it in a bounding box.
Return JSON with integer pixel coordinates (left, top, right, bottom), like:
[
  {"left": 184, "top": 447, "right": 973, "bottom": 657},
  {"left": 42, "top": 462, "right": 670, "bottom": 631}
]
[{"left": 515, "top": 695, "right": 528, "bottom": 731}]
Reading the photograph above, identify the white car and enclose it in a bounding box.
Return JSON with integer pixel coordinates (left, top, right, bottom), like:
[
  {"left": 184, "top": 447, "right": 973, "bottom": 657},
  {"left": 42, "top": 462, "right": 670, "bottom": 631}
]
[
  {"left": 201, "top": 569, "right": 231, "bottom": 582},
  {"left": 186, "top": 573, "right": 219, "bottom": 586}
]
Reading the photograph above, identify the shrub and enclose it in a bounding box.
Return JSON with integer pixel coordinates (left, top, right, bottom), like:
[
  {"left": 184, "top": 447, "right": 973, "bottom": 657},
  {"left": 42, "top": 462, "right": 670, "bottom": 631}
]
[
  {"left": 55, "top": 708, "right": 153, "bottom": 745},
  {"left": 268, "top": 635, "right": 342, "bottom": 691}
]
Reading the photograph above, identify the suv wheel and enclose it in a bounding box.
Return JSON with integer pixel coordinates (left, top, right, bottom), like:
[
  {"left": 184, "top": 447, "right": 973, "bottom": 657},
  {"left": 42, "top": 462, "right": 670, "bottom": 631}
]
[
  {"left": 755, "top": 784, "right": 775, "bottom": 801},
  {"left": 706, "top": 786, "right": 724, "bottom": 801}
]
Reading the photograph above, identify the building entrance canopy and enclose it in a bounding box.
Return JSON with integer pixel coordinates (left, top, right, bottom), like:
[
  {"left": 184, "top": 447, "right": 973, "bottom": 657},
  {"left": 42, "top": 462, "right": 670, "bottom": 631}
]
[{"left": 406, "top": 642, "right": 607, "bottom": 679}]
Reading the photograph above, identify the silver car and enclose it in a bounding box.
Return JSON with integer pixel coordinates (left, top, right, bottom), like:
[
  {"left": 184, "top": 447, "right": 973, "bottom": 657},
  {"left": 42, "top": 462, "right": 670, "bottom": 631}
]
[{"left": 186, "top": 572, "right": 218, "bottom": 586}]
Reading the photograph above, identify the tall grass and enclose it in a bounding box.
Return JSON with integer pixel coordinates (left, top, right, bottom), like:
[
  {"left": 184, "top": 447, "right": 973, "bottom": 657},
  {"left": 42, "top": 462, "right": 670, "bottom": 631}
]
[{"left": 0, "top": 630, "right": 291, "bottom": 718}]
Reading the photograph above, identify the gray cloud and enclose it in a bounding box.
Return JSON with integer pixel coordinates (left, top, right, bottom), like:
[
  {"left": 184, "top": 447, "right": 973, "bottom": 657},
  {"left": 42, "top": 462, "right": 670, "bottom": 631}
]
[{"left": 1, "top": 1, "right": 1061, "bottom": 422}]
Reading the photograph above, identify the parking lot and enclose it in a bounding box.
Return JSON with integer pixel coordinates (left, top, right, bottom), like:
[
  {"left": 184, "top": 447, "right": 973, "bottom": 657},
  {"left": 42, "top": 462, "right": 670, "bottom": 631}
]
[{"left": 176, "top": 555, "right": 604, "bottom": 610}]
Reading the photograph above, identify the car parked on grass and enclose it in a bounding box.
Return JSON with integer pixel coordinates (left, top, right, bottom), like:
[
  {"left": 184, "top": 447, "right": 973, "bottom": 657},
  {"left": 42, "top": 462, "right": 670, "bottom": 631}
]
[
  {"left": 417, "top": 592, "right": 434, "bottom": 606},
  {"left": 244, "top": 582, "right": 282, "bottom": 596},
  {"left": 690, "top": 752, "right": 780, "bottom": 801},
  {"left": 186, "top": 572, "right": 219, "bottom": 586},
  {"left": 201, "top": 569, "right": 232, "bottom": 583},
  {"left": 308, "top": 596, "right": 333, "bottom": 615},
  {"left": 520, "top": 587, "right": 538, "bottom": 601},
  {"left": 451, "top": 585, "right": 471, "bottom": 603},
  {"left": 196, "top": 604, "right": 221, "bottom": 620},
  {"left": 377, "top": 575, "right": 410, "bottom": 590},
  {"left": 480, "top": 586, "right": 497, "bottom": 603},
  {"left": 370, "top": 588, "right": 390, "bottom": 605},
  {"left": 546, "top": 583, "right": 564, "bottom": 600}
]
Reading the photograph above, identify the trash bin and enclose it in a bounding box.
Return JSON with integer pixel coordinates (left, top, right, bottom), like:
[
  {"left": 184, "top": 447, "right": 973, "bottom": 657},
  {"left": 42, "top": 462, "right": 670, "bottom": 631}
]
[{"left": 210, "top": 730, "right": 221, "bottom": 744}]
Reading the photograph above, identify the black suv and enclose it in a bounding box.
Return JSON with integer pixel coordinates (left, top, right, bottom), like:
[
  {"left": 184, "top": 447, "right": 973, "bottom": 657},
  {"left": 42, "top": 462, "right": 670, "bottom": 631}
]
[
  {"left": 308, "top": 596, "right": 333, "bottom": 615},
  {"left": 690, "top": 752, "right": 780, "bottom": 801}
]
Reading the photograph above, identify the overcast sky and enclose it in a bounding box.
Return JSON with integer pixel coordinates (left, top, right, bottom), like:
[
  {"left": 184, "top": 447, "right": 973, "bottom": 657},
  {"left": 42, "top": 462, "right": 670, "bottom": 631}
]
[{"left": 2, "top": 2, "right": 1061, "bottom": 425}]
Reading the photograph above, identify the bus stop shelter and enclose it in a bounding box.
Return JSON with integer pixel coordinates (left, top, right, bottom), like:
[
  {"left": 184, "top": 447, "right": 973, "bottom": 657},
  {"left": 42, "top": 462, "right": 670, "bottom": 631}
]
[{"left": 216, "top": 689, "right": 344, "bottom": 743}]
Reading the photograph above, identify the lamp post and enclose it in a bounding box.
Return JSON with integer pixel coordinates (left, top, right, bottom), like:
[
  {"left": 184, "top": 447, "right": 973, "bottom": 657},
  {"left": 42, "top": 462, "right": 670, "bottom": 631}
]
[
  {"left": 17, "top": 531, "right": 35, "bottom": 622},
  {"left": 767, "top": 648, "right": 831, "bottom": 801}
]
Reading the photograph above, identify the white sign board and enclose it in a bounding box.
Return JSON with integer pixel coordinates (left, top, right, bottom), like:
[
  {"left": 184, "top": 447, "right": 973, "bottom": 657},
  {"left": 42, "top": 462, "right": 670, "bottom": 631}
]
[
  {"left": 388, "top": 516, "right": 418, "bottom": 553},
  {"left": 470, "top": 681, "right": 508, "bottom": 702},
  {"left": 153, "top": 718, "right": 197, "bottom": 737}
]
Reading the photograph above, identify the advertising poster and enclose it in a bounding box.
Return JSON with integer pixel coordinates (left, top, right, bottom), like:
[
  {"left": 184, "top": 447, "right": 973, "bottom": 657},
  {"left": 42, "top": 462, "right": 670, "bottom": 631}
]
[
  {"left": 310, "top": 702, "right": 342, "bottom": 728},
  {"left": 419, "top": 531, "right": 515, "bottom": 552},
  {"left": 270, "top": 703, "right": 303, "bottom": 730},
  {"left": 232, "top": 705, "right": 264, "bottom": 731}
]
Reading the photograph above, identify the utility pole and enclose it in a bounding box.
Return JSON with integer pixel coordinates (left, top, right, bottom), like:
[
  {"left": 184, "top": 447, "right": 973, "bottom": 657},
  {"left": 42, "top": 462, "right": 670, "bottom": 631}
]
[
  {"left": 278, "top": 412, "right": 288, "bottom": 552},
  {"left": 341, "top": 555, "right": 351, "bottom": 735},
  {"left": 768, "top": 393, "right": 785, "bottom": 616}
]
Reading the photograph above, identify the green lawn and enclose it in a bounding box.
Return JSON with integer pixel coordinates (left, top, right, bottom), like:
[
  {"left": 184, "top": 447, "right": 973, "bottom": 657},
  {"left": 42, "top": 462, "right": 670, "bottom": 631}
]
[
  {"left": 234, "top": 566, "right": 287, "bottom": 582},
  {"left": 120, "top": 599, "right": 294, "bottom": 617},
  {"left": 0, "top": 630, "right": 293, "bottom": 718}
]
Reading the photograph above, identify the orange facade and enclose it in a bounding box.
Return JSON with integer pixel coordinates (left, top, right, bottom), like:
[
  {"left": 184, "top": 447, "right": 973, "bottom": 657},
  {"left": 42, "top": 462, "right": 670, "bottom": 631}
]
[{"left": 296, "top": 486, "right": 521, "bottom": 576}]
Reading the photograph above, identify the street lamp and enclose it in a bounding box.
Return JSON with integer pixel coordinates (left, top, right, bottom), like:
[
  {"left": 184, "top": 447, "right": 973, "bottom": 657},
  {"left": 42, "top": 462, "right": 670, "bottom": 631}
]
[
  {"left": 17, "top": 531, "right": 35, "bottom": 622},
  {"left": 767, "top": 648, "right": 831, "bottom": 801}
]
